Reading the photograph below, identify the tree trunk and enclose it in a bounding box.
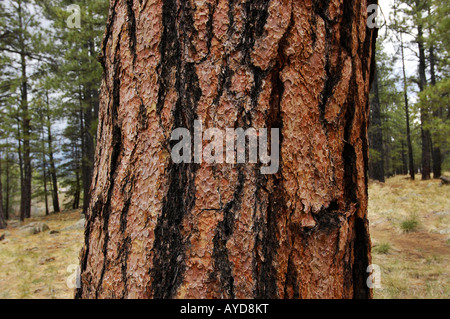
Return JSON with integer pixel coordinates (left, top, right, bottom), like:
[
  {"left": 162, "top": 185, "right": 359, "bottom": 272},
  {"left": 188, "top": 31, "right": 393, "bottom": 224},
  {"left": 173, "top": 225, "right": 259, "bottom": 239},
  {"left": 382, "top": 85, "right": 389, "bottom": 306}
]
[
  {"left": 77, "top": 0, "right": 377, "bottom": 299},
  {"left": 400, "top": 33, "right": 415, "bottom": 181},
  {"left": 74, "top": 168, "right": 81, "bottom": 210},
  {"left": 79, "top": 83, "right": 95, "bottom": 216},
  {"left": 81, "top": 99, "right": 95, "bottom": 216},
  {"left": 17, "top": 120, "right": 25, "bottom": 221},
  {"left": 401, "top": 141, "right": 407, "bottom": 175},
  {"left": 417, "top": 24, "right": 431, "bottom": 181},
  {"left": 4, "top": 151, "right": 10, "bottom": 220},
  {"left": 18, "top": 1, "right": 32, "bottom": 220},
  {"left": 369, "top": 65, "right": 385, "bottom": 182},
  {"left": 46, "top": 91, "right": 61, "bottom": 213},
  {"left": 0, "top": 153, "right": 6, "bottom": 229},
  {"left": 48, "top": 126, "right": 60, "bottom": 213},
  {"left": 429, "top": 43, "right": 442, "bottom": 179},
  {"left": 42, "top": 147, "right": 49, "bottom": 216}
]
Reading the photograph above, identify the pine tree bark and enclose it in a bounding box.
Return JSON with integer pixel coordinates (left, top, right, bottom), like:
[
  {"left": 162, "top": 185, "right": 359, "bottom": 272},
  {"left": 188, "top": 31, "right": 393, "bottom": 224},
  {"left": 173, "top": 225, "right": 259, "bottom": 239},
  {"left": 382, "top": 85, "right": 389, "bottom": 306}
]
[{"left": 77, "top": 0, "right": 377, "bottom": 299}]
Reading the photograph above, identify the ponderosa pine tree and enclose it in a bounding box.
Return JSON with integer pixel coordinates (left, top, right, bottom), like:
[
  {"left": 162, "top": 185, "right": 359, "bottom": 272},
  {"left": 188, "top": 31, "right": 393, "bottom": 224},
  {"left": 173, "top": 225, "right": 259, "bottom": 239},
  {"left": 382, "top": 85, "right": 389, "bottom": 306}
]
[
  {"left": 369, "top": 64, "right": 385, "bottom": 182},
  {"left": 39, "top": 0, "right": 108, "bottom": 215},
  {"left": 0, "top": 153, "right": 6, "bottom": 229},
  {"left": 0, "top": 0, "right": 47, "bottom": 220},
  {"left": 77, "top": 0, "right": 378, "bottom": 299},
  {"left": 392, "top": 0, "right": 416, "bottom": 180}
]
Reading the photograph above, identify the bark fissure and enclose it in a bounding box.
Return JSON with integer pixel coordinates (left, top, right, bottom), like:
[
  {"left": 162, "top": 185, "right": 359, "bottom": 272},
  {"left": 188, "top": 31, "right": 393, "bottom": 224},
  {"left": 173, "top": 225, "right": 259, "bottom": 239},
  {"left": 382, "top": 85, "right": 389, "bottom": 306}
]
[
  {"left": 78, "top": 0, "right": 377, "bottom": 299},
  {"left": 151, "top": 0, "right": 202, "bottom": 298}
]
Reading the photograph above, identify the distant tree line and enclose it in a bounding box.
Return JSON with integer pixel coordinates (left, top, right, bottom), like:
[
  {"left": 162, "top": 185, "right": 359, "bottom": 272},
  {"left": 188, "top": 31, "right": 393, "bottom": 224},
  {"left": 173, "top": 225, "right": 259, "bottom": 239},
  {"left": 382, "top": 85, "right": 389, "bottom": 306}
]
[
  {"left": 0, "top": 0, "right": 108, "bottom": 227},
  {"left": 369, "top": 0, "right": 449, "bottom": 182}
]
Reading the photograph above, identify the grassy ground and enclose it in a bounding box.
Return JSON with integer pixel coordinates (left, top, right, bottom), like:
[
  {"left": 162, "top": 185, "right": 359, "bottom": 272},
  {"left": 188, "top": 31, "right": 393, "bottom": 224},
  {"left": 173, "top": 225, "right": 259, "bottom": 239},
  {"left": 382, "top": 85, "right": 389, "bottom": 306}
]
[
  {"left": 0, "top": 175, "right": 448, "bottom": 299},
  {"left": 0, "top": 210, "right": 84, "bottom": 299},
  {"left": 369, "top": 175, "right": 450, "bottom": 298}
]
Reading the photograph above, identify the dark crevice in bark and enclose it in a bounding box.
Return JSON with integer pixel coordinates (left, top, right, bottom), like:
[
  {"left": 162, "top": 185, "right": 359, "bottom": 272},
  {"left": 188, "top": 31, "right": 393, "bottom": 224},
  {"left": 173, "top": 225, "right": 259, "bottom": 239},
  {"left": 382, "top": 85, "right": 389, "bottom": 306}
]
[
  {"left": 138, "top": 102, "right": 148, "bottom": 130},
  {"left": 151, "top": 0, "right": 201, "bottom": 298},
  {"left": 316, "top": 0, "right": 345, "bottom": 127},
  {"left": 156, "top": 0, "right": 180, "bottom": 114},
  {"left": 227, "top": 0, "right": 235, "bottom": 35},
  {"left": 254, "top": 6, "right": 291, "bottom": 298},
  {"left": 352, "top": 217, "right": 371, "bottom": 299},
  {"left": 98, "top": 0, "right": 119, "bottom": 69},
  {"left": 312, "top": 201, "right": 341, "bottom": 234},
  {"left": 213, "top": 55, "right": 232, "bottom": 107},
  {"left": 179, "top": 0, "right": 198, "bottom": 59},
  {"left": 255, "top": 182, "right": 282, "bottom": 298},
  {"left": 125, "top": 0, "right": 137, "bottom": 65},
  {"left": 340, "top": 0, "right": 355, "bottom": 55},
  {"left": 241, "top": 0, "right": 270, "bottom": 110},
  {"left": 212, "top": 167, "right": 245, "bottom": 298},
  {"left": 283, "top": 253, "right": 299, "bottom": 299},
  {"left": 197, "top": 0, "right": 218, "bottom": 64},
  {"left": 255, "top": 59, "right": 286, "bottom": 296},
  {"left": 119, "top": 236, "right": 131, "bottom": 298},
  {"left": 250, "top": 67, "right": 268, "bottom": 109}
]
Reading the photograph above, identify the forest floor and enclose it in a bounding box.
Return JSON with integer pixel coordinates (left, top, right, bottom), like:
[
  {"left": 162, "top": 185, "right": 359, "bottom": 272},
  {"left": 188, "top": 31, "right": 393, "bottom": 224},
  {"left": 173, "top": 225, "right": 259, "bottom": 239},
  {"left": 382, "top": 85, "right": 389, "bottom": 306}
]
[
  {"left": 0, "top": 175, "right": 449, "bottom": 299},
  {"left": 369, "top": 175, "right": 449, "bottom": 298}
]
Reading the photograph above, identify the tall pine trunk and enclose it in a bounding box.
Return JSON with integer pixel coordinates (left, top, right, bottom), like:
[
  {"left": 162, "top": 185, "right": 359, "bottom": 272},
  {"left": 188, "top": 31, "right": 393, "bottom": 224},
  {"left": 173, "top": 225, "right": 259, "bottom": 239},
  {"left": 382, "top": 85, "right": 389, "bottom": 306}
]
[
  {"left": 41, "top": 141, "right": 49, "bottom": 216},
  {"left": 417, "top": 24, "right": 431, "bottom": 180},
  {"left": 400, "top": 33, "right": 415, "bottom": 181},
  {"left": 429, "top": 44, "right": 442, "bottom": 179},
  {"left": 0, "top": 153, "right": 6, "bottom": 229},
  {"left": 4, "top": 151, "right": 10, "bottom": 220},
  {"left": 77, "top": 0, "right": 377, "bottom": 299},
  {"left": 46, "top": 91, "right": 60, "bottom": 213},
  {"left": 369, "top": 65, "right": 385, "bottom": 182},
  {"left": 18, "top": 1, "right": 32, "bottom": 220}
]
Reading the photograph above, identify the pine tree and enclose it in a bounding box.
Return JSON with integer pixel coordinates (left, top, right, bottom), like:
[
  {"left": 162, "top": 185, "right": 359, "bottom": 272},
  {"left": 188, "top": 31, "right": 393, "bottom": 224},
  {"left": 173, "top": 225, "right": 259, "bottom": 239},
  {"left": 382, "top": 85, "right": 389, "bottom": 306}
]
[
  {"left": 39, "top": 0, "right": 108, "bottom": 214},
  {"left": 77, "top": 0, "right": 377, "bottom": 299},
  {"left": 391, "top": 0, "right": 416, "bottom": 179},
  {"left": 0, "top": 0, "right": 48, "bottom": 220}
]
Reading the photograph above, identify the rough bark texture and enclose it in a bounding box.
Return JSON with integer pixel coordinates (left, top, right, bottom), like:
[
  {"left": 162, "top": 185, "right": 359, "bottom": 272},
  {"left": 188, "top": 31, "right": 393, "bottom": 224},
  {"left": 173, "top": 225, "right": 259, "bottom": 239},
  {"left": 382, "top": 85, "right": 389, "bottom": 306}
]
[{"left": 77, "top": 0, "right": 377, "bottom": 299}]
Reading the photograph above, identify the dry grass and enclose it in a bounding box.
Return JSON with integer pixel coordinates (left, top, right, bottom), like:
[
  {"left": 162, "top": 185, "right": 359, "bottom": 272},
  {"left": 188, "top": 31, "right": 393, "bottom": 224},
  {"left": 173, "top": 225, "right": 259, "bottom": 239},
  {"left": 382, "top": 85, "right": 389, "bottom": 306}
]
[
  {"left": 0, "top": 210, "right": 84, "bottom": 299},
  {"left": 0, "top": 175, "right": 448, "bottom": 299},
  {"left": 369, "top": 175, "right": 450, "bottom": 299}
]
